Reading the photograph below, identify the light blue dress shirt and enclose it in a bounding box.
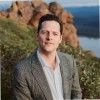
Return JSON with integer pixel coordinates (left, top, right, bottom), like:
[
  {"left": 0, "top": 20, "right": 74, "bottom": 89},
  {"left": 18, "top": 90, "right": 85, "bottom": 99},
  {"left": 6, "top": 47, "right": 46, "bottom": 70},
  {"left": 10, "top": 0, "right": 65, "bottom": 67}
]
[{"left": 37, "top": 50, "right": 64, "bottom": 100}]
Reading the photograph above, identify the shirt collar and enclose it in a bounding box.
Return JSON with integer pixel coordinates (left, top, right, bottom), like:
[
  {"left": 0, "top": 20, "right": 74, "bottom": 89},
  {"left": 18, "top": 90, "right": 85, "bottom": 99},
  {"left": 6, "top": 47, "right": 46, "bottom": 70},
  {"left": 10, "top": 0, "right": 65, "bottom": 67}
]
[{"left": 37, "top": 49, "right": 60, "bottom": 69}]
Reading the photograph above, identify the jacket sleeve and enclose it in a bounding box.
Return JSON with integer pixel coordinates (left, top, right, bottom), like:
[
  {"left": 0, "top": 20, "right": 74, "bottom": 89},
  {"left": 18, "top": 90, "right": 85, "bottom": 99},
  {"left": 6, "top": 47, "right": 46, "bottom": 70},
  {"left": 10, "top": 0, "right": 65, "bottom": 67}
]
[
  {"left": 12, "top": 64, "right": 33, "bottom": 100},
  {"left": 71, "top": 58, "right": 82, "bottom": 99}
]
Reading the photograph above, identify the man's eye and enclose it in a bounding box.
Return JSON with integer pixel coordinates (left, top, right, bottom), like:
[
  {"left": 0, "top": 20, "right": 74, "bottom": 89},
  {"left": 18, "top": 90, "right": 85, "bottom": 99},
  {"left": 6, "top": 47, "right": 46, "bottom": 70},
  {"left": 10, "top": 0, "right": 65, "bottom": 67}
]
[
  {"left": 53, "top": 32, "right": 58, "bottom": 36},
  {"left": 42, "top": 31, "right": 48, "bottom": 34}
]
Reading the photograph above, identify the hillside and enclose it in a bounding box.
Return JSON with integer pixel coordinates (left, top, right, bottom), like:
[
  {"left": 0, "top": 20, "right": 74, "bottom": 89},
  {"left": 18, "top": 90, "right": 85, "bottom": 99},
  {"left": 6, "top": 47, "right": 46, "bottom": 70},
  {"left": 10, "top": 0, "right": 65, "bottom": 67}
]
[{"left": 0, "top": 17, "right": 100, "bottom": 99}]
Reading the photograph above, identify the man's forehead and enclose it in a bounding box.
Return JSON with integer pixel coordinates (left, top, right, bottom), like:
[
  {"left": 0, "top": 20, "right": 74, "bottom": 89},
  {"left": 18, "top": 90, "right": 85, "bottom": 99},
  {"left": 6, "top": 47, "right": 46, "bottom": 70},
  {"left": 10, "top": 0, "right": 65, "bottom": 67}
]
[
  {"left": 41, "top": 21, "right": 60, "bottom": 27},
  {"left": 41, "top": 21, "right": 60, "bottom": 33}
]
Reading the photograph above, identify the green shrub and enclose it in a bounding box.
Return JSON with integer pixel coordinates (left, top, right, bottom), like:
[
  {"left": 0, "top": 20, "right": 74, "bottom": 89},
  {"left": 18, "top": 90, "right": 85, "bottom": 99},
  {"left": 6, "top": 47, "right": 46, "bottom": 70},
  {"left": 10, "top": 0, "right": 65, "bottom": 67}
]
[
  {"left": 1, "top": 17, "right": 100, "bottom": 99},
  {"left": 59, "top": 43, "right": 100, "bottom": 99},
  {"left": 0, "top": 17, "right": 37, "bottom": 100}
]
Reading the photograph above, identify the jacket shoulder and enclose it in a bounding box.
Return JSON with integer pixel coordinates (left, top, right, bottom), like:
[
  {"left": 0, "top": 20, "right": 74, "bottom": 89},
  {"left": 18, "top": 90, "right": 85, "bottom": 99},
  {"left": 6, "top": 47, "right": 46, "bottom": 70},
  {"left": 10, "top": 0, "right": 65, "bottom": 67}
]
[
  {"left": 57, "top": 51, "right": 75, "bottom": 72},
  {"left": 16, "top": 49, "right": 37, "bottom": 68},
  {"left": 57, "top": 51, "right": 74, "bottom": 61},
  {"left": 16, "top": 56, "right": 31, "bottom": 70}
]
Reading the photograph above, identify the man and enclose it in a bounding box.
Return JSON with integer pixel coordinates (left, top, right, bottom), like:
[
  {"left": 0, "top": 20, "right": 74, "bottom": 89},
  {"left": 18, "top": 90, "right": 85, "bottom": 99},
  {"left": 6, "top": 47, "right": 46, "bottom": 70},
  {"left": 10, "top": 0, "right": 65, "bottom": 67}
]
[{"left": 12, "top": 14, "right": 82, "bottom": 100}]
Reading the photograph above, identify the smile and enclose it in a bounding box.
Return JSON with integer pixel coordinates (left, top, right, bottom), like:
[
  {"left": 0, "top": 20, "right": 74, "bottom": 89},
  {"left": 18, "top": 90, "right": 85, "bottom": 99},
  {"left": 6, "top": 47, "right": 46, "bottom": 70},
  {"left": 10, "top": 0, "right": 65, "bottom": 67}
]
[{"left": 45, "top": 42, "right": 53, "bottom": 45}]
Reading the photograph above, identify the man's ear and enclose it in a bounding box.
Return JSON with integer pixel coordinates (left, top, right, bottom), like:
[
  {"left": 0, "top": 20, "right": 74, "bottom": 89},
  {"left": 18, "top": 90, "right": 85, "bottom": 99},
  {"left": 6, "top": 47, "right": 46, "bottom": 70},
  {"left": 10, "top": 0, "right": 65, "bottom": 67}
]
[{"left": 59, "top": 35, "right": 62, "bottom": 43}]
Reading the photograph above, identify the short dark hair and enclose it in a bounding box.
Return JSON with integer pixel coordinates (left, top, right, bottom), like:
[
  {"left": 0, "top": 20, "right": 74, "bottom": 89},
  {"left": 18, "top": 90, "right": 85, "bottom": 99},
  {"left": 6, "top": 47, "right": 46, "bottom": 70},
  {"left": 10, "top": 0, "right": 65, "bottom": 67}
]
[{"left": 37, "top": 14, "right": 63, "bottom": 34}]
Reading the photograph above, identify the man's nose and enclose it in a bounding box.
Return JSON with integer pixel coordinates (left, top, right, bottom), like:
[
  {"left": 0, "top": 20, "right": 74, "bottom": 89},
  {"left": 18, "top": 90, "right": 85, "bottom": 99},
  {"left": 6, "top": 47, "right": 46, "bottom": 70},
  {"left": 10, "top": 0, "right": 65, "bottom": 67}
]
[{"left": 46, "top": 33, "right": 52, "bottom": 40}]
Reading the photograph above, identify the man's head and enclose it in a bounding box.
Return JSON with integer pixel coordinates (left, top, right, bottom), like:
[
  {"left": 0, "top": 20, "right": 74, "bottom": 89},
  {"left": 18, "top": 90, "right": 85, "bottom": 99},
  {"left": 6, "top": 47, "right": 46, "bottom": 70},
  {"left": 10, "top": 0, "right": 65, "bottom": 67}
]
[
  {"left": 37, "top": 14, "right": 63, "bottom": 34},
  {"left": 37, "top": 14, "right": 62, "bottom": 53}
]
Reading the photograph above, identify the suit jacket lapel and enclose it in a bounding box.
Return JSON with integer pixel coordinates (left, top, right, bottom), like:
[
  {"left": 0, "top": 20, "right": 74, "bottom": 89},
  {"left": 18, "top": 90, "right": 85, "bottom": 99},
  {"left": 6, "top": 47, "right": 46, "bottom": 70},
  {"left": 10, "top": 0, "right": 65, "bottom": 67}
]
[
  {"left": 31, "top": 51, "right": 53, "bottom": 100},
  {"left": 58, "top": 52, "right": 72, "bottom": 99}
]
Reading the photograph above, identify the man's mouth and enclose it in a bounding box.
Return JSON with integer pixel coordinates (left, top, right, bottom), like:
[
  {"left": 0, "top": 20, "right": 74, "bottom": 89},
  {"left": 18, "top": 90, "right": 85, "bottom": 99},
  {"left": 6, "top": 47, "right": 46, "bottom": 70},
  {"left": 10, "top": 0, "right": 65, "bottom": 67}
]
[{"left": 45, "top": 42, "right": 53, "bottom": 45}]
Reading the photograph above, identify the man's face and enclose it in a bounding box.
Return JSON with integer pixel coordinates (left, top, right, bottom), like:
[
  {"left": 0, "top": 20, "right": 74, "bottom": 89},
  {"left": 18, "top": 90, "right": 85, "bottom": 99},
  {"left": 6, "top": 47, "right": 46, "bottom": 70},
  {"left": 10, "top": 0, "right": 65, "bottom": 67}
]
[{"left": 37, "top": 21, "right": 62, "bottom": 53}]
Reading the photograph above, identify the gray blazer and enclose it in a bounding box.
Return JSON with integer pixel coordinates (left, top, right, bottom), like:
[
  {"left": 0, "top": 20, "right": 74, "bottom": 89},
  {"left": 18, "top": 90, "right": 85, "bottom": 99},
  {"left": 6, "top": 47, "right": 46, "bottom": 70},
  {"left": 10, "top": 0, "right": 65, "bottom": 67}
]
[{"left": 12, "top": 50, "right": 82, "bottom": 100}]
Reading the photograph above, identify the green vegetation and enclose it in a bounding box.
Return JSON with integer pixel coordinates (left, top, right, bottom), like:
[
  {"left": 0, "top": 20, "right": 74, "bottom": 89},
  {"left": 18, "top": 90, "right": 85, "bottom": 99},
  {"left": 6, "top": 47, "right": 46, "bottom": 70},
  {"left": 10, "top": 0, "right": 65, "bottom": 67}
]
[
  {"left": 0, "top": 17, "right": 100, "bottom": 99},
  {"left": 59, "top": 43, "right": 100, "bottom": 99},
  {"left": 0, "top": 17, "right": 37, "bottom": 100}
]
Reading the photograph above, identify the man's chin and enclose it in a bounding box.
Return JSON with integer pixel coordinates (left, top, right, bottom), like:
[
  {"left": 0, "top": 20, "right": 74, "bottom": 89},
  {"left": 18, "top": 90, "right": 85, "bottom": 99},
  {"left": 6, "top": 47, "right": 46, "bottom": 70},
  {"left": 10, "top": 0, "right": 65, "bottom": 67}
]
[{"left": 43, "top": 47, "right": 55, "bottom": 53}]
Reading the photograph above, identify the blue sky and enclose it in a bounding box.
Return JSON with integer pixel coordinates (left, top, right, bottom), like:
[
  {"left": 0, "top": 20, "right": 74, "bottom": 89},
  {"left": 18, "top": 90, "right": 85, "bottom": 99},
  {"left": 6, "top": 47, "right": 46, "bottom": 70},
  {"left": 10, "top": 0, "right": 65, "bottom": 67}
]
[
  {"left": 44, "top": 0, "right": 99, "bottom": 7},
  {"left": 0, "top": 0, "right": 99, "bottom": 7}
]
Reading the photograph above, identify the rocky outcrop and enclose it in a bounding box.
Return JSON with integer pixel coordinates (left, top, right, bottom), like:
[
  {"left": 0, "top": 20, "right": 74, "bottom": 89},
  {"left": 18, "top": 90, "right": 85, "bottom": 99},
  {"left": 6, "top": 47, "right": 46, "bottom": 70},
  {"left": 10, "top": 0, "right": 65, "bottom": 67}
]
[
  {"left": 49, "top": 2, "right": 63, "bottom": 16},
  {"left": 29, "top": 2, "right": 49, "bottom": 27},
  {"left": 59, "top": 11, "right": 73, "bottom": 24},
  {"left": 7, "top": 1, "right": 34, "bottom": 24},
  {"left": 0, "top": 0, "right": 79, "bottom": 48},
  {"left": 0, "top": 11, "right": 8, "bottom": 17},
  {"left": 62, "top": 23, "right": 79, "bottom": 48},
  {"left": 31, "top": 0, "right": 43, "bottom": 7}
]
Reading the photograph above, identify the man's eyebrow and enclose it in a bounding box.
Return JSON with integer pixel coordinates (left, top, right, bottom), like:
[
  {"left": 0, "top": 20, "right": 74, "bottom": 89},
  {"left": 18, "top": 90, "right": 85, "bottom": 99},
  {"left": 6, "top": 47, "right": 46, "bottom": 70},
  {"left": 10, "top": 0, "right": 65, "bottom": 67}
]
[
  {"left": 52, "top": 31, "right": 60, "bottom": 34},
  {"left": 41, "top": 29, "right": 60, "bottom": 34},
  {"left": 41, "top": 29, "right": 47, "bottom": 31}
]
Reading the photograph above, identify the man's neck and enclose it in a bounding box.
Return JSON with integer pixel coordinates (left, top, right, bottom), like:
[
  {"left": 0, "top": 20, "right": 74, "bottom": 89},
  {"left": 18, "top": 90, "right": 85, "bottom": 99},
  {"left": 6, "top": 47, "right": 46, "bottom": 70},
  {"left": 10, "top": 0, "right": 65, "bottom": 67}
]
[{"left": 39, "top": 49, "right": 57, "bottom": 70}]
